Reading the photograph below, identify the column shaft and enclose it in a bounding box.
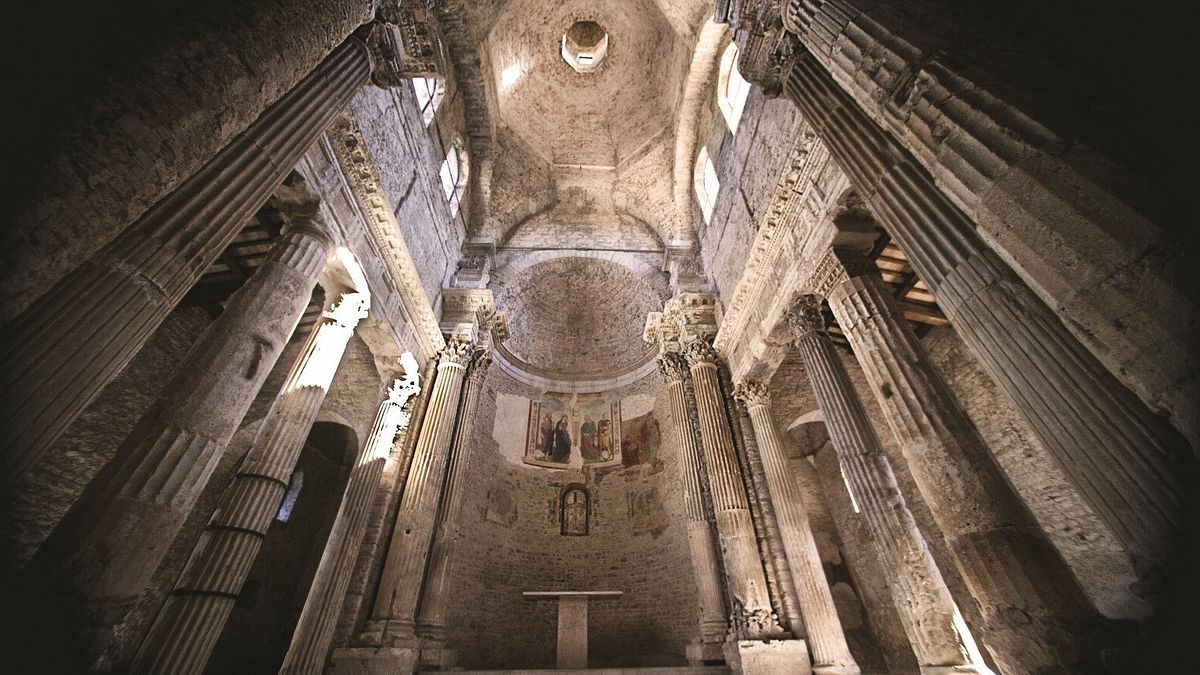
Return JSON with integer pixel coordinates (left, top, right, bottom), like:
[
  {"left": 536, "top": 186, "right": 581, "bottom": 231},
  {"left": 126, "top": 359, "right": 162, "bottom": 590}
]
[
  {"left": 0, "top": 35, "right": 371, "bottom": 486},
  {"left": 683, "top": 341, "right": 780, "bottom": 639},
  {"left": 784, "top": 51, "right": 1191, "bottom": 585},
  {"left": 661, "top": 354, "right": 728, "bottom": 643},
  {"left": 361, "top": 339, "right": 473, "bottom": 645},
  {"left": 131, "top": 293, "right": 368, "bottom": 675},
  {"left": 19, "top": 222, "right": 330, "bottom": 669},
  {"left": 828, "top": 268, "right": 1103, "bottom": 672},
  {"left": 788, "top": 300, "right": 975, "bottom": 672},
  {"left": 737, "top": 382, "right": 859, "bottom": 674},
  {"left": 278, "top": 369, "right": 420, "bottom": 675},
  {"left": 416, "top": 349, "right": 491, "bottom": 643}
]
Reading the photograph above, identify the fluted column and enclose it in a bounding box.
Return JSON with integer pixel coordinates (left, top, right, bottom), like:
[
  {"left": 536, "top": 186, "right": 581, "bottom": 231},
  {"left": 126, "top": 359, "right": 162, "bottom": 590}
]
[
  {"left": 735, "top": 381, "right": 859, "bottom": 675},
  {"left": 682, "top": 339, "right": 782, "bottom": 639},
  {"left": 0, "top": 33, "right": 373, "bottom": 486},
  {"left": 826, "top": 254, "right": 1104, "bottom": 672},
  {"left": 279, "top": 365, "right": 422, "bottom": 675},
  {"left": 360, "top": 337, "right": 475, "bottom": 645},
  {"left": 787, "top": 296, "right": 977, "bottom": 674},
  {"left": 660, "top": 353, "right": 728, "bottom": 644},
  {"left": 17, "top": 218, "right": 332, "bottom": 670},
  {"left": 131, "top": 291, "right": 369, "bottom": 675},
  {"left": 415, "top": 348, "right": 492, "bottom": 645},
  {"left": 784, "top": 49, "right": 1191, "bottom": 590}
]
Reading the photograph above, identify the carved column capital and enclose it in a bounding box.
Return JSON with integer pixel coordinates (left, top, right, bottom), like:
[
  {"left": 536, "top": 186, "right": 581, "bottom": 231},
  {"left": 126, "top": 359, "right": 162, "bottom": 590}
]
[
  {"left": 466, "top": 348, "right": 493, "bottom": 383},
  {"left": 682, "top": 339, "right": 719, "bottom": 369},
  {"left": 325, "top": 292, "right": 370, "bottom": 329},
  {"left": 733, "top": 380, "right": 771, "bottom": 408},
  {"left": 785, "top": 295, "right": 826, "bottom": 340},
  {"left": 438, "top": 336, "right": 475, "bottom": 368},
  {"left": 366, "top": 5, "right": 446, "bottom": 87},
  {"left": 811, "top": 247, "right": 879, "bottom": 297},
  {"left": 657, "top": 352, "right": 690, "bottom": 382}
]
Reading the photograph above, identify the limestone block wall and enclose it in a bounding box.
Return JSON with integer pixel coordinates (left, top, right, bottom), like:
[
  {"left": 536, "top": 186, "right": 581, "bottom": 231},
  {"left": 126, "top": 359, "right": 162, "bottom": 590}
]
[{"left": 443, "top": 367, "right": 700, "bottom": 669}]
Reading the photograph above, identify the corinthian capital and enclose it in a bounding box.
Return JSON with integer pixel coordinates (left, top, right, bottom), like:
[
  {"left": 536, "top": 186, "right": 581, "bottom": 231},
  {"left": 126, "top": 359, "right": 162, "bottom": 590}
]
[
  {"left": 467, "top": 348, "right": 493, "bottom": 382},
  {"left": 785, "top": 295, "right": 826, "bottom": 339},
  {"left": 657, "top": 352, "right": 689, "bottom": 383},
  {"left": 682, "top": 339, "right": 719, "bottom": 368},
  {"left": 732, "top": 380, "right": 770, "bottom": 407},
  {"left": 438, "top": 336, "right": 475, "bottom": 368},
  {"left": 325, "top": 292, "right": 371, "bottom": 328}
]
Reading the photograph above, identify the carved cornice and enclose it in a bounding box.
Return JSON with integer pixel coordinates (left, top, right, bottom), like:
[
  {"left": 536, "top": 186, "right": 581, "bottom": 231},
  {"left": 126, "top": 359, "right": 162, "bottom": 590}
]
[
  {"left": 657, "top": 352, "right": 690, "bottom": 383},
  {"left": 713, "top": 129, "right": 826, "bottom": 353},
  {"left": 369, "top": 3, "right": 447, "bottom": 86},
  {"left": 644, "top": 292, "right": 719, "bottom": 355},
  {"left": 438, "top": 336, "right": 476, "bottom": 368},
  {"left": 682, "top": 338, "right": 720, "bottom": 368},
  {"left": 732, "top": 380, "right": 770, "bottom": 407},
  {"left": 327, "top": 114, "right": 445, "bottom": 356},
  {"left": 785, "top": 295, "right": 826, "bottom": 339}
]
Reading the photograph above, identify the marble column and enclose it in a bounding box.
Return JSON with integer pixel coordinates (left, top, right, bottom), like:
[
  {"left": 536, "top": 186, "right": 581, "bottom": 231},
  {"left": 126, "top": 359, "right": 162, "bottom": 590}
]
[
  {"left": 19, "top": 217, "right": 332, "bottom": 670},
  {"left": 0, "top": 32, "right": 372, "bottom": 486},
  {"left": 787, "top": 296, "right": 977, "bottom": 674},
  {"left": 415, "top": 347, "right": 492, "bottom": 649},
  {"left": 735, "top": 381, "right": 859, "bottom": 675},
  {"left": 825, "top": 253, "right": 1104, "bottom": 672},
  {"left": 279, "top": 364, "right": 422, "bottom": 675},
  {"left": 131, "top": 291, "right": 369, "bottom": 675},
  {"left": 361, "top": 337, "right": 475, "bottom": 647},
  {"left": 682, "top": 339, "right": 782, "bottom": 639},
  {"left": 659, "top": 353, "right": 729, "bottom": 645},
  {"left": 783, "top": 48, "right": 1191, "bottom": 590}
]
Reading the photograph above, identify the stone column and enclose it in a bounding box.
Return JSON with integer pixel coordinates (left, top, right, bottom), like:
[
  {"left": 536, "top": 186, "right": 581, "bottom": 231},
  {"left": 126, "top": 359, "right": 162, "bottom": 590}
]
[
  {"left": 415, "top": 347, "right": 492, "bottom": 654},
  {"left": 682, "top": 339, "right": 782, "bottom": 640},
  {"left": 783, "top": 48, "right": 1191, "bottom": 591},
  {"left": 824, "top": 253, "right": 1104, "bottom": 672},
  {"left": 18, "top": 217, "right": 332, "bottom": 670},
  {"left": 659, "top": 353, "right": 728, "bottom": 647},
  {"left": 734, "top": 381, "right": 859, "bottom": 675},
  {"left": 131, "top": 291, "right": 369, "bottom": 675},
  {"left": 0, "top": 32, "right": 372, "bottom": 486},
  {"left": 279, "top": 364, "right": 422, "bottom": 675},
  {"left": 787, "top": 296, "right": 977, "bottom": 674},
  {"left": 360, "top": 337, "right": 475, "bottom": 652}
]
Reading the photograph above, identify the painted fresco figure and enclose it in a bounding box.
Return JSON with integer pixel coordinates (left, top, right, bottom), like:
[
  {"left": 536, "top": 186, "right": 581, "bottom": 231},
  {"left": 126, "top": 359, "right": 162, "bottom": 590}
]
[
  {"left": 539, "top": 412, "right": 554, "bottom": 456},
  {"left": 551, "top": 415, "right": 571, "bottom": 462},
  {"left": 580, "top": 415, "right": 598, "bottom": 461},
  {"left": 597, "top": 415, "right": 612, "bottom": 461}
]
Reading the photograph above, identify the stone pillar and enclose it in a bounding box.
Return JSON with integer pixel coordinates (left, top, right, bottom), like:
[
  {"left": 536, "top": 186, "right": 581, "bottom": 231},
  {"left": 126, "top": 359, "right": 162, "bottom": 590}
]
[
  {"left": 659, "top": 352, "right": 728, "bottom": 648},
  {"left": 783, "top": 48, "right": 1191, "bottom": 591},
  {"left": 18, "top": 217, "right": 332, "bottom": 670},
  {"left": 682, "top": 339, "right": 782, "bottom": 640},
  {"left": 279, "top": 362, "right": 423, "bottom": 675},
  {"left": 824, "top": 253, "right": 1104, "bottom": 672},
  {"left": 359, "top": 337, "right": 474, "bottom": 655},
  {"left": 131, "top": 291, "right": 369, "bottom": 675},
  {"left": 0, "top": 32, "right": 372, "bottom": 486},
  {"left": 735, "top": 381, "right": 859, "bottom": 675},
  {"left": 786, "top": 296, "right": 978, "bottom": 674},
  {"left": 415, "top": 347, "right": 492, "bottom": 656}
]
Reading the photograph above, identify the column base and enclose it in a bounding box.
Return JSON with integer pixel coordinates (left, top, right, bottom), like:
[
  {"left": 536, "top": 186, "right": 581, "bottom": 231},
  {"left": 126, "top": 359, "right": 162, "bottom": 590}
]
[
  {"left": 813, "top": 665, "right": 861, "bottom": 675},
  {"left": 327, "top": 647, "right": 418, "bottom": 675},
  {"left": 418, "top": 644, "right": 458, "bottom": 670},
  {"left": 686, "top": 639, "right": 727, "bottom": 665},
  {"left": 723, "top": 639, "right": 811, "bottom": 675},
  {"left": 919, "top": 666, "right": 983, "bottom": 675}
]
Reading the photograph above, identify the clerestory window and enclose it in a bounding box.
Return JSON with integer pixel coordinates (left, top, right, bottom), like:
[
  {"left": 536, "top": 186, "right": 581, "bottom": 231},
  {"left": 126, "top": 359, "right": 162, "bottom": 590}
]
[
  {"left": 412, "top": 77, "right": 445, "bottom": 126},
  {"left": 718, "top": 42, "right": 752, "bottom": 133},
  {"left": 440, "top": 141, "right": 467, "bottom": 217},
  {"left": 694, "top": 146, "right": 720, "bottom": 224}
]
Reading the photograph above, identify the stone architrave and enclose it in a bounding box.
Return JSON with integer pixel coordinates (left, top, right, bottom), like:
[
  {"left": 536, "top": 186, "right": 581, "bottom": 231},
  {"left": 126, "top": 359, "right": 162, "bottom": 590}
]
[
  {"left": 824, "top": 251, "right": 1104, "bottom": 672},
  {"left": 279, "top": 359, "right": 423, "bottom": 675},
  {"left": 19, "top": 217, "right": 332, "bottom": 671},
  {"left": 358, "top": 337, "right": 475, "bottom": 654},
  {"left": 786, "top": 296, "right": 979, "bottom": 674},
  {"left": 0, "top": 34, "right": 374, "bottom": 487},
  {"left": 659, "top": 352, "right": 728, "bottom": 647},
  {"left": 779, "top": 40, "right": 1191, "bottom": 595},
  {"left": 131, "top": 292, "right": 369, "bottom": 675},
  {"left": 735, "top": 380, "right": 859, "bottom": 675},
  {"left": 416, "top": 347, "right": 493, "bottom": 656},
  {"left": 682, "top": 339, "right": 782, "bottom": 640}
]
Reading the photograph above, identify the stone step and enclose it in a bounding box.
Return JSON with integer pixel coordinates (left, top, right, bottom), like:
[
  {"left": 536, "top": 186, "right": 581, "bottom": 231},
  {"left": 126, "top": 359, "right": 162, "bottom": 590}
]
[{"left": 457, "top": 667, "right": 731, "bottom": 675}]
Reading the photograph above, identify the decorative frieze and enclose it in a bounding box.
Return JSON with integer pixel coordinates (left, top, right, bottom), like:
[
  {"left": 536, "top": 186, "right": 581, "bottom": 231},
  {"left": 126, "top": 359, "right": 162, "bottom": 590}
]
[{"left": 371, "top": 3, "right": 447, "bottom": 84}]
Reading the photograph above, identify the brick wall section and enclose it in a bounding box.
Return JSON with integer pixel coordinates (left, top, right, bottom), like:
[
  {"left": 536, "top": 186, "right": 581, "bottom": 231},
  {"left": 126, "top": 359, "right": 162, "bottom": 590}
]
[
  {"left": 3, "top": 0, "right": 373, "bottom": 322},
  {"left": 442, "top": 367, "right": 700, "bottom": 669}
]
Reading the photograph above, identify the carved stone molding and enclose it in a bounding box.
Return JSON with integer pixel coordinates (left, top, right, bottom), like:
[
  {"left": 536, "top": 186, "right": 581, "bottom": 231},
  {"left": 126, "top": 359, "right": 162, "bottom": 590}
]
[
  {"left": 645, "top": 292, "right": 719, "bottom": 354},
  {"left": 732, "top": 380, "right": 770, "bottom": 407},
  {"left": 808, "top": 246, "right": 879, "bottom": 298},
  {"left": 682, "top": 338, "right": 720, "bottom": 368},
  {"left": 438, "top": 336, "right": 476, "bottom": 368},
  {"left": 326, "top": 114, "right": 445, "bottom": 357},
  {"left": 467, "top": 348, "right": 493, "bottom": 383},
  {"left": 657, "top": 352, "right": 690, "bottom": 383},
  {"left": 785, "top": 295, "right": 826, "bottom": 339},
  {"left": 369, "top": 3, "right": 447, "bottom": 85}
]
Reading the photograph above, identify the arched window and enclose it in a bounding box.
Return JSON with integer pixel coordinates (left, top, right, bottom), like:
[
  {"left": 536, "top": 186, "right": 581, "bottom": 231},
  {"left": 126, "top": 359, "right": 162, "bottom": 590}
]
[
  {"left": 718, "top": 42, "right": 751, "bottom": 133},
  {"left": 440, "top": 141, "right": 467, "bottom": 217},
  {"left": 412, "top": 77, "right": 444, "bottom": 126},
  {"left": 694, "top": 146, "right": 720, "bottom": 224},
  {"left": 560, "top": 484, "right": 590, "bottom": 536}
]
